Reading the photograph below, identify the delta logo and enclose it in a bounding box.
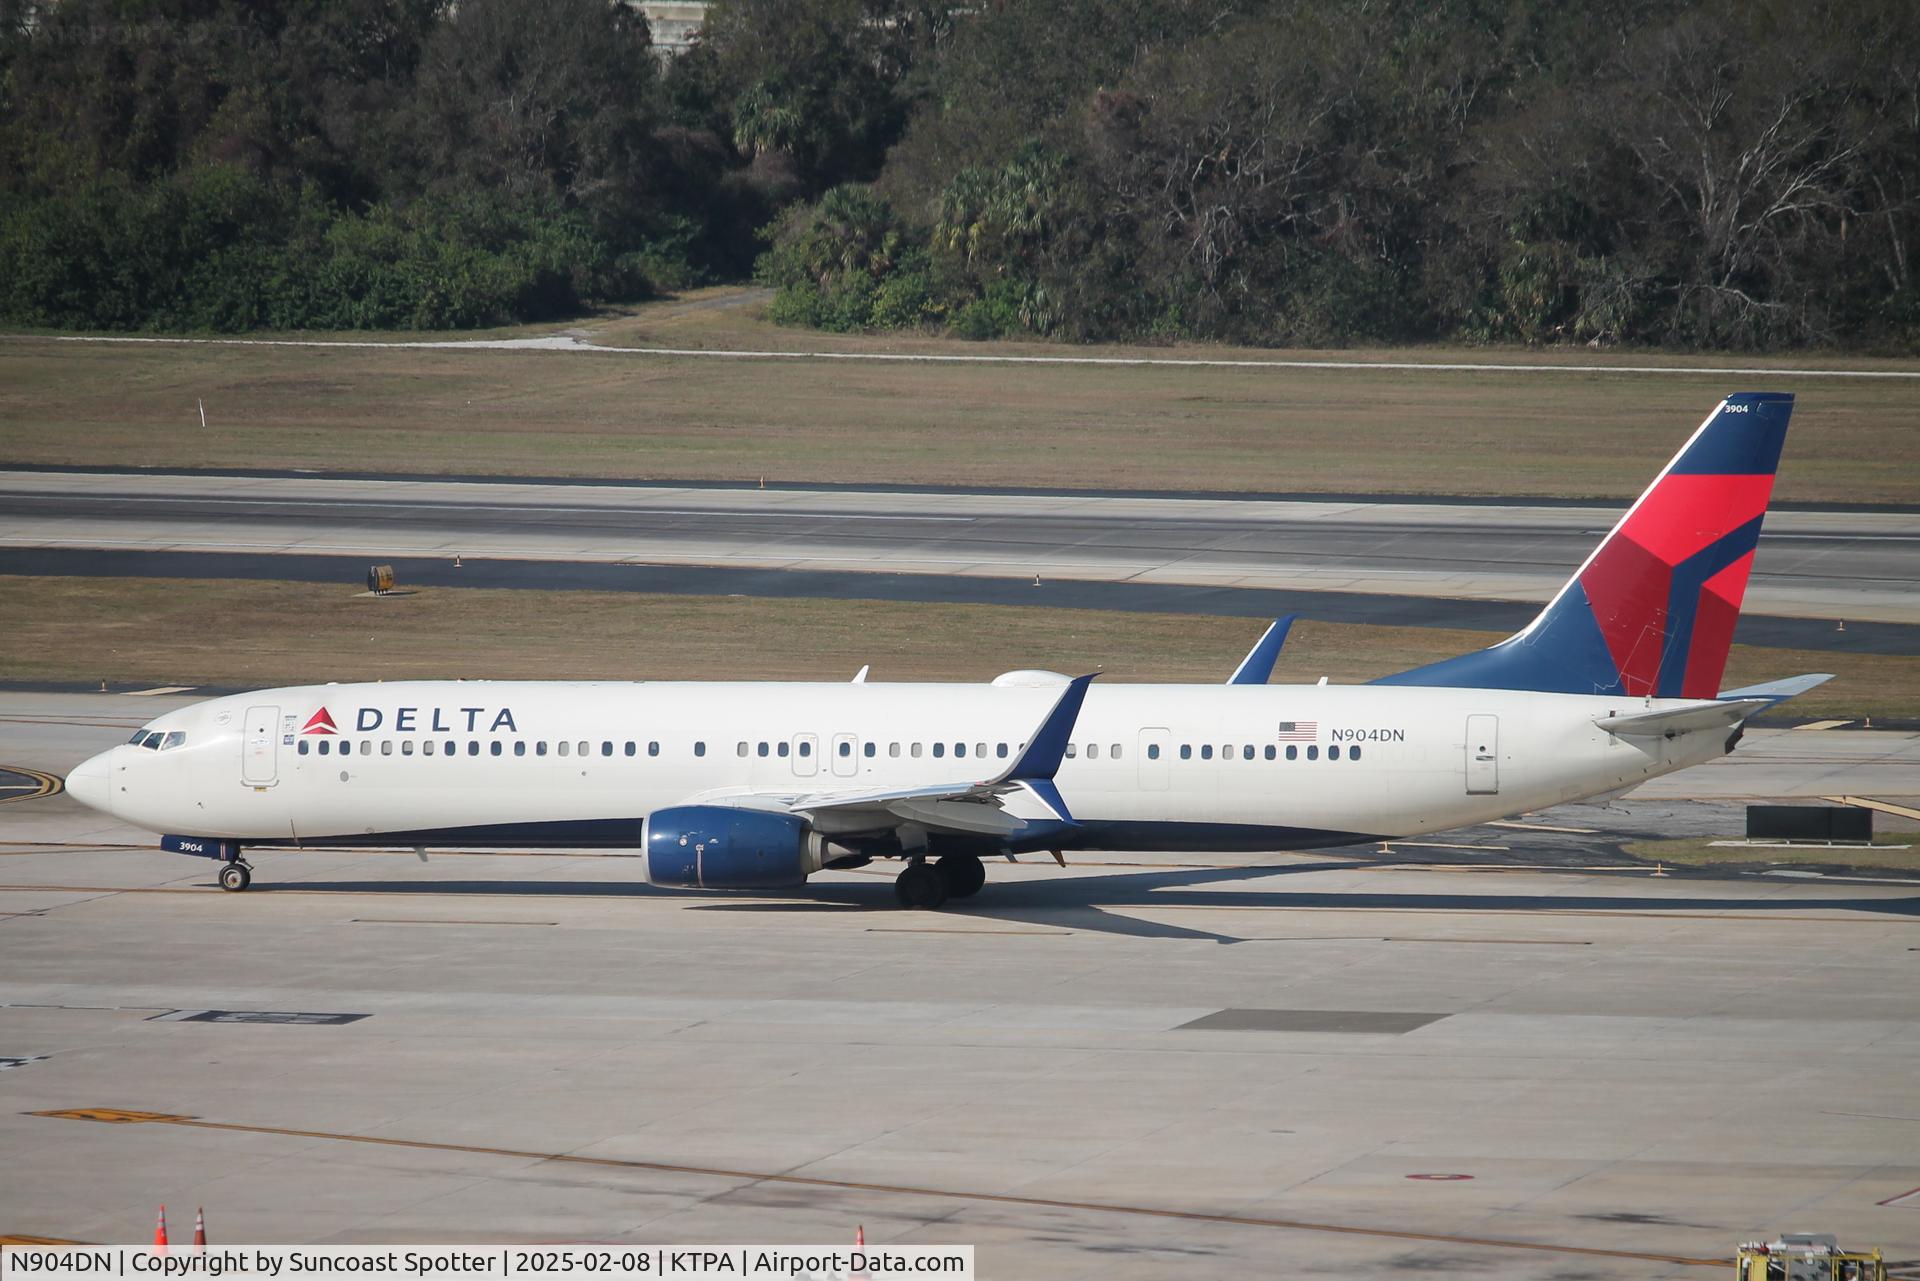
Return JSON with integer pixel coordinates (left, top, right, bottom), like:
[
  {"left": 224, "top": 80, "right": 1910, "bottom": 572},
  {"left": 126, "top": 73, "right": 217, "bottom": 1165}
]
[{"left": 300, "top": 708, "right": 339, "bottom": 736}]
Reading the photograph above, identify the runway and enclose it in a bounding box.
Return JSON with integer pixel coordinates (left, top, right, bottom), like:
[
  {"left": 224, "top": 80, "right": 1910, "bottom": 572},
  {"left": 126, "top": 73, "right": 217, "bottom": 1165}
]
[
  {"left": 3, "top": 469, "right": 1917, "bottom": 641},
  {"left": 2, "top": 694, "right": 1917, "bottom": 1272}
]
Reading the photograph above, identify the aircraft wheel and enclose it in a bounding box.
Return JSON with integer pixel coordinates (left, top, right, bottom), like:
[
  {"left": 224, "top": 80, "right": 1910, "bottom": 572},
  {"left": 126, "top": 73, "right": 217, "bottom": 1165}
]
[
  {"left": 894, "top": 861, "right": 948, "bottom": 910},
  {"left": 219, "top": 862, "right": 251, "bottom": 893},
  {"left": 938, "top": 854, "right": 985, "bottom": 899}
]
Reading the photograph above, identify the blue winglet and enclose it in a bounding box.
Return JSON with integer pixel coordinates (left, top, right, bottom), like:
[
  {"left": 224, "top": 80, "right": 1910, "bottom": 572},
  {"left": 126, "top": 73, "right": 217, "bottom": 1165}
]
[
  {"left": 1228, "top": 616, "right": 1295, "bottom": 685},
  {"left": 1003, "top": 673, "right": 1098, "bottom": 782},
  {"left": 1020, "top": 777, "right": 1076, "bottom": 825}
]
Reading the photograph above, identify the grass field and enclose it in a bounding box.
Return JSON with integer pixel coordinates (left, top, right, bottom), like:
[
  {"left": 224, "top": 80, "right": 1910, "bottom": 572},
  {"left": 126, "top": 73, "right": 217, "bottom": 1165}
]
[
  {"left": 1624, "top": 834, "right": 1919, "bottom": 871},
  {"left": 3, "top": 291, "right": 1916, "bottom": 501},
  {"left": 3, "top": 576, "right": 1912, "bottom": 721}
]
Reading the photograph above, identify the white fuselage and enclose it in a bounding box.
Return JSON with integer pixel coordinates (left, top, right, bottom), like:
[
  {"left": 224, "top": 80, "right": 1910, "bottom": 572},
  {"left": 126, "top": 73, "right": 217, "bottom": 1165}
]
[{"left": 77, "top": 678, "right": 1731, "bottom": 855}]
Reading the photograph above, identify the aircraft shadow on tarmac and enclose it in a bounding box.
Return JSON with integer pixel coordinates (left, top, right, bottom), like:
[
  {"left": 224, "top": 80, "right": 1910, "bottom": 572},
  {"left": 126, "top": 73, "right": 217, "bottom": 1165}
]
[{"left": 248, "top": 858, "right": 1920, "bottom": 945}]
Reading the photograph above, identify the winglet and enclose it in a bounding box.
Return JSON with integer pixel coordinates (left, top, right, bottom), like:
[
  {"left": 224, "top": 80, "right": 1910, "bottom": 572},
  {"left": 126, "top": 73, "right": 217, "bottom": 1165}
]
[
  {"left": 992, "top": 673, "right": 1097, "bottom": 785},
  {"left": 1228, "top": 616, "right": 1295, "bottom": 685},
  {"left": 1718, "top": 673, "right": 1833, "bottom": 705}
]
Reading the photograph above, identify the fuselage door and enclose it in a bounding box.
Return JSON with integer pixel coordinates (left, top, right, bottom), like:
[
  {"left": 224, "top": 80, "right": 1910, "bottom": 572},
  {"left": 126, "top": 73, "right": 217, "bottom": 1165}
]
[
  {"left": 830, "top": 733, "right": 858, "bottom": 777},
  {"left": 791, "top": 733, "right": 819, "bottom": 778},
  {"left": 242, "top": 704, "right": 280, "bottom": 787},
  {"left": 1138, "top": 727, "right": 1170, "bottom": 791},
  {"left": 1465, "top": 714, "right": 1499, "bottom": 794}
]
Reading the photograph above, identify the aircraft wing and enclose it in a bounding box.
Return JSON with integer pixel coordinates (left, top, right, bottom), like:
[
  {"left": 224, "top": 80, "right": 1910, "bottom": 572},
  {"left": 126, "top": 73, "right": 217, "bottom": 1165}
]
[{"left": 681, "top": 674, "right": 1096, "bottom": 840}]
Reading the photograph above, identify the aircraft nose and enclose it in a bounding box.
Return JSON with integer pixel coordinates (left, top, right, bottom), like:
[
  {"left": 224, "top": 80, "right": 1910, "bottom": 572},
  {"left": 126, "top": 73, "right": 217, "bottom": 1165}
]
[{"left": 64, "top": 750, "right": 113, "bottom": 815}]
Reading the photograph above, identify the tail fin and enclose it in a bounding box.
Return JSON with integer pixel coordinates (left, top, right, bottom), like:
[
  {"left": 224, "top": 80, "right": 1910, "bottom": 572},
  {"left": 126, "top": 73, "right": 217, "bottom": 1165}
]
[{"left": 1375, "top": 392, "right": 1793, "bottom": 698}]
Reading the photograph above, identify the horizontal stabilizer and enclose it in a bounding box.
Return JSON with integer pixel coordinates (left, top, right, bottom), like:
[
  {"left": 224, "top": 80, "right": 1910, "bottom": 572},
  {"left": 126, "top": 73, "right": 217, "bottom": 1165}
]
[
  {"left": 1228, "top": 616, "right": 1295, "bottom": 686},
  {"left": 1596, "top": 700, "right": 1769, "bottom": 737},
  {"left": 1719, "top": 673, "right": 1833, "bottom": 704}
]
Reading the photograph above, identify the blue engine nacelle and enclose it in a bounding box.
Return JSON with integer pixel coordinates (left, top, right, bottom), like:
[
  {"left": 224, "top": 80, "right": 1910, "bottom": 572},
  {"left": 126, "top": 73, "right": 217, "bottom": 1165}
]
[{"left": 643, "top": 805, "right": 815, "bottom": 889}]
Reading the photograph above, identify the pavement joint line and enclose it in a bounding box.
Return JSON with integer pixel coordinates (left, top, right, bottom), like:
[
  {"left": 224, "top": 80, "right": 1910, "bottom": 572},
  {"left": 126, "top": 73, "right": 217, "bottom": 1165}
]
[
  {"left": 0, "top": 883, "right": 1912, "bottom": 923},
  {"left": 19, "top": 1107, "right": 1727, "bottom": 1268}
]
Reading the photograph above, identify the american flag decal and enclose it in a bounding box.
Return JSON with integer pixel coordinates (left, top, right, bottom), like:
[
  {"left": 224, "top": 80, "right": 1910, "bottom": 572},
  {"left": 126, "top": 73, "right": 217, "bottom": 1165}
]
[{"left": 1275, "top": 721, "right": 1318, "bottom": 741}]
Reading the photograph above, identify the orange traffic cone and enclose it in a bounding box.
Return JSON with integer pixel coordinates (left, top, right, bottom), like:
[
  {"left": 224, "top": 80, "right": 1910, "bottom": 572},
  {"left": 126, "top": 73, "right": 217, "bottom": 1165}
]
[
  {"left": 154, "top": 1205, "right": 168, "bottom": 1253},
  {"left": 193, "top": 1208, "right": 207, "bottom": 1253}
]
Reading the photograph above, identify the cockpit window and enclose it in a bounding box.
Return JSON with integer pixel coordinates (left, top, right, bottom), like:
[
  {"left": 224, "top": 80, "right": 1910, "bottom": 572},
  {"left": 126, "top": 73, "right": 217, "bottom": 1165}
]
[
  {"left": 129, "top": 729, "right": 149, "bottom": 745},
  {"left": 161, "top": 731, "right": 186, "bottom": 750}
]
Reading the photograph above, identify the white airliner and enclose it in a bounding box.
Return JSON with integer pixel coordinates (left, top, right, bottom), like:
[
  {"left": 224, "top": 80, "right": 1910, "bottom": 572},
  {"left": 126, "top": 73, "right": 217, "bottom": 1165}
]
[{"left": 64, "top": 393, "right": 1826, "bottom": 907}]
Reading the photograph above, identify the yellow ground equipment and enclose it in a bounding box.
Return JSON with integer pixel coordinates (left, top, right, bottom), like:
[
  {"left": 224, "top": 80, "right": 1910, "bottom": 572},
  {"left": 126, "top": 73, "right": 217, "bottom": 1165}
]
[{"left": 1736, "top": 1234, "right": 1886, "bottom": 1280}]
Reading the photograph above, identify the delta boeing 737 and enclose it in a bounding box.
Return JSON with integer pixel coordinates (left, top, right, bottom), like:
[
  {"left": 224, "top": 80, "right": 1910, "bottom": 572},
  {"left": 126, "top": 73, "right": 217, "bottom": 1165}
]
[{"left": 64, "top": 393, "right": 1826, "bottom": 908}]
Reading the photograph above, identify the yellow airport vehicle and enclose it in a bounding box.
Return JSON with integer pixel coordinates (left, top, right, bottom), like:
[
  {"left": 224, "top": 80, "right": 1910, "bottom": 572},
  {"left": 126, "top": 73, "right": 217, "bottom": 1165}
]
[{"left": 1736, "top": 1234, "right": 1886, "bottom": 1280}]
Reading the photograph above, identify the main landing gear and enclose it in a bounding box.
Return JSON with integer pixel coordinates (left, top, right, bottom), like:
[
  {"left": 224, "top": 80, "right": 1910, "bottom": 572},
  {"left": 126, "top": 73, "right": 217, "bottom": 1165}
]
[
  {"left": 893, "top": 854, "right": 986, "bottom": 910},
  {"left": 218, "top": 860, "right": 253, "bottom": 892}
]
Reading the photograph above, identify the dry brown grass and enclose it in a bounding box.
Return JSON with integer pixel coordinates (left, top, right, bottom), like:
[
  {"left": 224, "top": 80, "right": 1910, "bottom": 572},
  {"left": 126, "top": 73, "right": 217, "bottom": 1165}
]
[
  {"left": 3, "top": 576, "right": 1911, "bottom": 721},
  {"left": 3, "top": 292, "right": 1915, "bottom": 500}
]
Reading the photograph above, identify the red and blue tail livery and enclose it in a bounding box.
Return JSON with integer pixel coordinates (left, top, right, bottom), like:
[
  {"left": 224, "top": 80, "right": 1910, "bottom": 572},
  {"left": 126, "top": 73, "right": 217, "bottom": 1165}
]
[{"left": 1377, "top": 392, "right": 1793, "bottom": 699}]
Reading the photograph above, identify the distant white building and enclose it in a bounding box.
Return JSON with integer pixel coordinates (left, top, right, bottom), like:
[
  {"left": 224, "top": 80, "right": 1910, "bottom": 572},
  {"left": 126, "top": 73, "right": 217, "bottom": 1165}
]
[{"left": 635, "top": 2, "right": 708, "bottom": 56}]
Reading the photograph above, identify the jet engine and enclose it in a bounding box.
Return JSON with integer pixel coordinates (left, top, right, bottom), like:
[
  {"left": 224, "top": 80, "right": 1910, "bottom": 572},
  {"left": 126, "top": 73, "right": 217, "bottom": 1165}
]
[{"left": 642, "top": 806, "right": 821, "bottom": 889}]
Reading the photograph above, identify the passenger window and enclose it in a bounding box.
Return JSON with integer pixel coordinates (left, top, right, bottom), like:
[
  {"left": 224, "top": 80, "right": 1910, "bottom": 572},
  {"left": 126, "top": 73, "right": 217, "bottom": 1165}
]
[
  {"left": 889, "top": 743, "right": 901, "bottom": 758},
  {"left": 625, "top": 742, "right": 636, "bottom": 757},
  {"left": 997, "top": 743, "right": 1008, "bottom": 758},
  {"left": 381, "top": 741, "right": 394, "bottom": 756},
  {"left": 1179, "top": 745, "right": 1191, "bottom": 760},
  {"left": 1243, "top": 745, "right": 1254, "bottom": 760},
  {"left": 467, "top": 742, "right": 480, "bottom": 756},
  {"left": 737, "top": 742, "right": 749, "bottom": 758},
  {"left": 1286, "top": 745, "right": 1297, "bottom": 761},
  {"left": 910, "top": 743, "right": 922, "bottom": 758},
  {"left": 758, "top": 742, "right": 769, "bottom": 757},
  {"left": 975, "top": 742, "right": 987, "bottom": 758},
  {"left": 339, "top": 741, "right": 352, "bottom": 756},
  {"left": 694, "top": 742, "right": 706, "bottom": 757},
  {"left": 558, "top": 742, "right": 571, "bottom": 758},
  {"left": 490, "top": 741, "right": 502, "bottom": 756},
  {"left": 1065, "top": 744, "right": 1077, "bottom": 758},
  {"left": 1352, "top": 746, "right": 1363, "bottom": 761},
  {"left": 578, "top": 741, "right": 588, "bottom": 756},
  {"left": 798, "top": 741, "right": 811, "bottom": 758},
  {"left": 955, "top": 743, "right": 966, "bottom": 758},
  {"left": 1201, "top": 745, "right": 1213, "bottom": 760},
  {"left": 864, "top": 742, "right": 876, "bottom": 758},
  {"left": 537, "top": 741, "right": 548, "bottom": 756},
  {"left": 602, "top": 742, "right": 612, "bottom": 757},
  {"left": 933, "top": 743, "right": 945, "bottom": 758},
  {"left": 1086, "top": 744, "right": 1099, "bottom": 760},
  {"left": 1148, "top": 744, "right": 1160, "bottom": 760},
  {"left": 422, "top": 741, "right": 433, "bottom": 757},
  {"left": 777, "top": 741, "right": 789, "bottom": 757},
  {"left": 1111, "top": 744, "right": 1122, "bottom": 759},
  {"left": 445, "top": 741, "right": 456, "bottom": 756},
  {"left": 1329, "top": 745, "right": 1341, "bottom": 760},
  {"left": 320, "top": 740, "right": 333, "bottom": 756},
  {"left": 648, "top": 741, "right": 660, "bottom": 756},
  {"left": 839, "top": 741, "right": 851, "bottom": 757},
  {"left": 1264, "top": 745, "right": 1276, "bottom": 760},
  {"left": 297, "top": 740, "right": 310, "bottom": 756},
  {"left": 402, "top": 740, "right": 415, "bottom": 756},
  {"left": 514, "top": 742, "right": 526, "bottom": 756},
  {"left": 1307, "top": 745, "right": 1319, "bottom": 760}
]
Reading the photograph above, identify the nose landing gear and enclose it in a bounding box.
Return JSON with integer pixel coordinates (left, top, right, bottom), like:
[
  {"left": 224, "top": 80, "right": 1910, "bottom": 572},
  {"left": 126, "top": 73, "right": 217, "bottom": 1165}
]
[
  {"left": 218, "top": 860, "right": 253, "bottom": 892},
  {"left": 892, "top": 853, "right": 987, "bottom": 909}
]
